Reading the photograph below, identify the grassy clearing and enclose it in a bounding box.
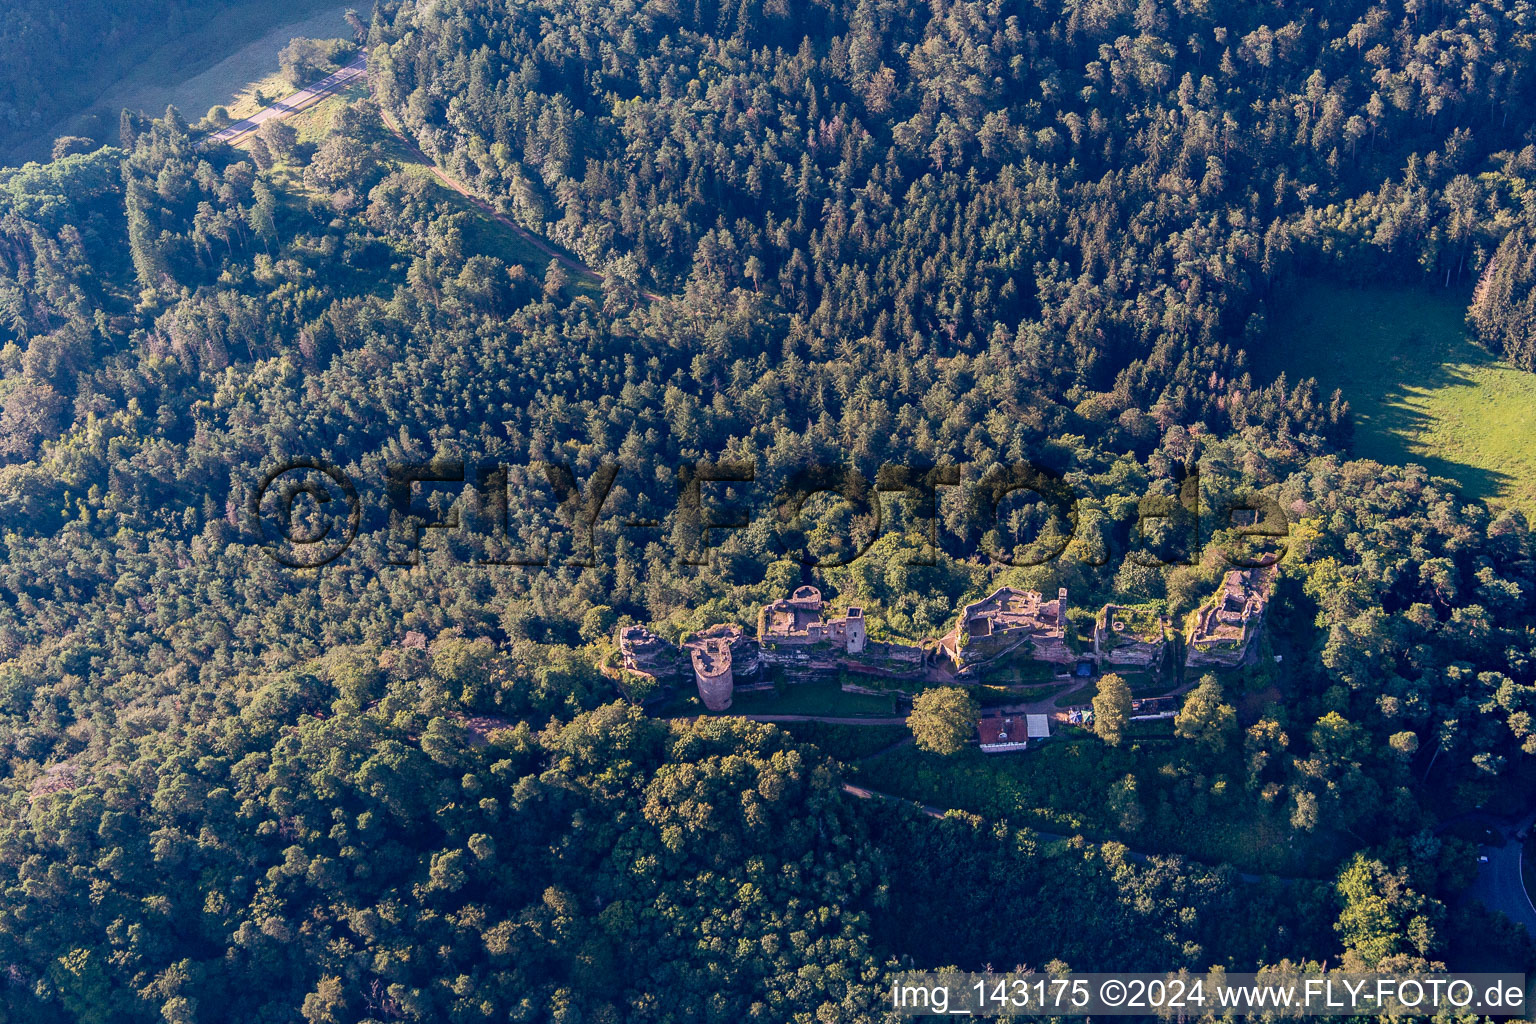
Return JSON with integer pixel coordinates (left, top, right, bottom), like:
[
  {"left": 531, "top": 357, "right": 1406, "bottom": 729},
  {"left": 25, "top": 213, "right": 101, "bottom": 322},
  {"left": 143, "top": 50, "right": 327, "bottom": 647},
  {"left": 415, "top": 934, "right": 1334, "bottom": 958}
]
[
  {"left": 659, "top": 679, "right": 900, "bottom": 718},
  {"left": 1255, "top": 279, "right": 1536, "bottom": 517},
  {"left": 442, "top": 179, "right": 596, "bottom": 289},
  {"left": 774, "top": 721, "right": 910, "bottom": 761},
  {"left": 1053, "top": 683, "right": 1094, "bottom": 707},
  {"left": 976, "top": 659, "right": 1060, "bottom": 686},
  {"left": 8, "top": 2, "right": 353, "bottom": 165},
  {"left": 367, "top": 104, "right": 602, "bottom": 295},
  {"left": 384, "top": 165, "right": 603, "bottom": 299},
  {"left": 726, "top": 680, "right": 900, "bottom": 717},
  {"left": 277, "top": 87, "right": 363, "bottom": 147},
  {"left": 974, "top": 682, "right": 1059, "bottom": 706}
]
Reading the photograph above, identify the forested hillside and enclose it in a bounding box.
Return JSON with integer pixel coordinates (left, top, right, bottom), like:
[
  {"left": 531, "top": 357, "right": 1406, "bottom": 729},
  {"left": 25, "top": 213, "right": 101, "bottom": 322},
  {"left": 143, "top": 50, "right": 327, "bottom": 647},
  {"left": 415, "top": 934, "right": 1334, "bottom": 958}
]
[
  {"left": 368, "top": 0, "right": 1536, "bottom": 423},
  {"left": 0, "top": 0, "right": 1532, "bottom": 1019}
]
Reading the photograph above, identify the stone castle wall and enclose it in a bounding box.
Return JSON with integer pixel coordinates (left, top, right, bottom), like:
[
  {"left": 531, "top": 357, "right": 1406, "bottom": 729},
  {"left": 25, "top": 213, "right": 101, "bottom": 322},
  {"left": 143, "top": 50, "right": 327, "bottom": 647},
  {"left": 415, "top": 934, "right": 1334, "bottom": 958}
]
[{"left": 616, "top": 574, "right": 1273, "bottom": 706}]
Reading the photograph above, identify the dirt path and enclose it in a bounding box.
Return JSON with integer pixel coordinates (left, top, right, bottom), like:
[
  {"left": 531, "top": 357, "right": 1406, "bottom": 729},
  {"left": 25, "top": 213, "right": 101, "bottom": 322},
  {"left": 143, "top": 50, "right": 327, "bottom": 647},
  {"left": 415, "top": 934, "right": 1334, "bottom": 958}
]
[
  {"left": 841, "top": 781, "right": 949, "bottom": 819},
  {"left": 373, "top": 104, "right": 603, "bottom": 286}
]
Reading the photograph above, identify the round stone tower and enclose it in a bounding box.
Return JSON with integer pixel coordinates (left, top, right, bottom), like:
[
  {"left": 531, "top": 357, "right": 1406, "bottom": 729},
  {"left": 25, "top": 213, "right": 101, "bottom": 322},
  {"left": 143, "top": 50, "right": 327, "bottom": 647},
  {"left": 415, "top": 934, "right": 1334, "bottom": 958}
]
[{"left": 691, "top": 637, "right": 734, "bottom": 711}]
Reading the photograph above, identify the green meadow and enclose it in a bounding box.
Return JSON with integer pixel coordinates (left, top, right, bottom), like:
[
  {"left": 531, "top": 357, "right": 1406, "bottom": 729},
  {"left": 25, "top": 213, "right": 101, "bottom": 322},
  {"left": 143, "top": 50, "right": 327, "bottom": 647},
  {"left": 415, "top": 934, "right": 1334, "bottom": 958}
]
[{"left": 1255, "top": 280, "right": 1536, "bottom": 517}]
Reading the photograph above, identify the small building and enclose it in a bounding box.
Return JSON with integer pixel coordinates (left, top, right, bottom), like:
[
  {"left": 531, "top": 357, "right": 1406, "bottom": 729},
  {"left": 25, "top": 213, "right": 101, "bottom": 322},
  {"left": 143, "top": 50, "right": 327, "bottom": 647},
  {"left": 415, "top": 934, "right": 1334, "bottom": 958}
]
[
  {"left": 978, "top": 715, "right": 1030, "bottom": 753},
  {"left": 1185, "top": 566, "right": 1277, "bottom": 669}
]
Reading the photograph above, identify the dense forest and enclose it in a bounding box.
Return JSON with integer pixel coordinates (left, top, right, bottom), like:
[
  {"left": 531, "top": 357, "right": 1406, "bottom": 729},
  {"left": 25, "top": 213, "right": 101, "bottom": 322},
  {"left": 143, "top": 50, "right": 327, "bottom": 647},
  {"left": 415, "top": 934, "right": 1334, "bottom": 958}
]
[
  {"left": 369, "top": 0, "right": 1536, "bottom": 406},
  {"left": 0, "top": 0, "right": 1533, "bottom": 1018}
]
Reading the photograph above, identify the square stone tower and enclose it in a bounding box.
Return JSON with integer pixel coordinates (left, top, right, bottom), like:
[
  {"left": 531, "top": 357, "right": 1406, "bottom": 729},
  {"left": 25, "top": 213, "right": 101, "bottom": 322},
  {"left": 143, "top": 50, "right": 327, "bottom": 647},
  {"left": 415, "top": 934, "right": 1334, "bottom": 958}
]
[{"left": 844, "top": 607, "right": 866, "bottom": 653}]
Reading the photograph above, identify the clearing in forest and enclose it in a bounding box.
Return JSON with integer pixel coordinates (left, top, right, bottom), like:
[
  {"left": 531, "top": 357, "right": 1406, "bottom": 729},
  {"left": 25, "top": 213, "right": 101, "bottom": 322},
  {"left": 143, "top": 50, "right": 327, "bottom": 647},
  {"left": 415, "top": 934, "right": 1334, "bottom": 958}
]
[{"left": 1256, "top": 279, "right": 1536, "bottom": 518}]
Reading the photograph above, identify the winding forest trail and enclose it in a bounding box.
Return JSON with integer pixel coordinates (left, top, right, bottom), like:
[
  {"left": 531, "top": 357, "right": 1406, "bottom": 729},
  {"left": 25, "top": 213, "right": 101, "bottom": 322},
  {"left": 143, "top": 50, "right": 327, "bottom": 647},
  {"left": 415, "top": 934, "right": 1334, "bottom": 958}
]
[{"left": 373, "top": 104, "right": 605, "bottom": 288}]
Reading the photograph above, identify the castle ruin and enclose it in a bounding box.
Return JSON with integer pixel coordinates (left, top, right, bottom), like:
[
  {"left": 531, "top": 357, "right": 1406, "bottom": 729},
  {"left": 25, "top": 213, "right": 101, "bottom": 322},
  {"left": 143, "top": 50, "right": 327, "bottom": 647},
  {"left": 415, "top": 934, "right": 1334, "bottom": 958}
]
[
  {"left": 943, "top": 587, "right": 1073, "bottom": 675},
  {"left": 617, "top": 624, "right": 678, "bottom": 683},
  {"left": 1185, "top": 566, "right": 1277, "bottom": 669},
  {"left": 614, "top": 571, "right": 1277, "bottom": 710},
  {"left": 758, "top": 586, "right": 866, "bottom": 653},
  {"left": 689, "top": 636, "right": 735, "bottom": 710},
  {"left": 1093, "top": 605, "right": 1170, "bottom": 671},
  {"left": 754, "top": 585, "right": 908, "bottom": 680}
]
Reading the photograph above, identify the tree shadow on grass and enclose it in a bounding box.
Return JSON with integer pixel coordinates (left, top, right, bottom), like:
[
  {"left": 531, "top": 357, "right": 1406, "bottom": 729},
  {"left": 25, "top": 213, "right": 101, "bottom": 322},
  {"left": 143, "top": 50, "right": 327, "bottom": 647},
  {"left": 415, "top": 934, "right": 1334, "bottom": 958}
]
[
  {"left": 1259, "top": 281, "right": 1521, "bottom": 506},
  {"left": 1359, "top": 338, "right": 1518, "bottom": 504}
]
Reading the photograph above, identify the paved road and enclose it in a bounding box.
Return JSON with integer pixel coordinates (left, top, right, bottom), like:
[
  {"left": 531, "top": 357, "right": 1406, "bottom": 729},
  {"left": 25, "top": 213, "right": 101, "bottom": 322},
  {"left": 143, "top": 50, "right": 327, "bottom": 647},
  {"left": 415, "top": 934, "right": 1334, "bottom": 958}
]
[
  {"left": 1463, "top": 805, "right": 1536, "bottom": 938},
  {"left": 205, "top": 54, "right": 367, "bottom": 146},
  {"left": 1468, "top": 840, "right": 1536, "bottom": 937}
]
